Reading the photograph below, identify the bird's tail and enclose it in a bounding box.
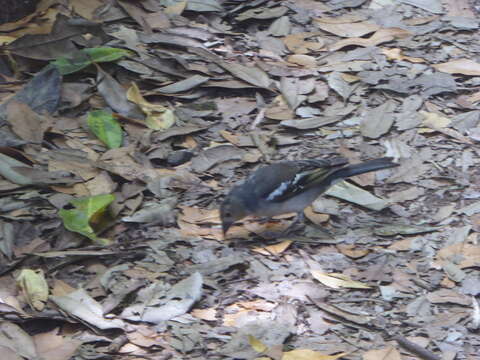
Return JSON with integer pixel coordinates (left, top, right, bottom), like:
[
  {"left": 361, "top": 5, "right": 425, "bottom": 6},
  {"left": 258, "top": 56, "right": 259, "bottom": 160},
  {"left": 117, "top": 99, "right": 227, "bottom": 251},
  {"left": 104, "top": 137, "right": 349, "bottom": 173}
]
[{"left": 332, "top": 157, "right": 399, "bottom": 180}]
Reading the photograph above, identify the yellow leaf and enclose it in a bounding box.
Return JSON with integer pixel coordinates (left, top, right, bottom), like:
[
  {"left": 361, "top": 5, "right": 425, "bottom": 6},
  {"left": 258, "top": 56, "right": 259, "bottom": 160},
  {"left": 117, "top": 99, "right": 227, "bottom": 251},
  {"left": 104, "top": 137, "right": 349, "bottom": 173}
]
[
  {"left": 16, "top": 269, "right": 49, "bottom": 311},
  {"left": 248, "top": 335, "right": 268, "bottom": 353},
  {"left": 126, "top": 82, "right": 176, "bottom": 130}
]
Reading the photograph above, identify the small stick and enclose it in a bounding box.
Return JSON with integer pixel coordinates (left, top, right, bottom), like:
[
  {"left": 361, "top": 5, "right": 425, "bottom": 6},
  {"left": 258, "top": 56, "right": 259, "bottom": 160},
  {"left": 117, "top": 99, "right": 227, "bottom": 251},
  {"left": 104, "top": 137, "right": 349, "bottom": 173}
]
[{"left": 392, "top": 335, "right": 441, "bottom": 360}]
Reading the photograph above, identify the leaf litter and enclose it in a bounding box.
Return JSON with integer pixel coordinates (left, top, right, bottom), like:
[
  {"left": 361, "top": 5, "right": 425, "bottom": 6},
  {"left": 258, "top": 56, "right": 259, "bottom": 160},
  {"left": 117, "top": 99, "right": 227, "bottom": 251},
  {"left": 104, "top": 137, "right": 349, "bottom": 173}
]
[{"left": 0, "top": 0, "right": 479, "bottom": 359}]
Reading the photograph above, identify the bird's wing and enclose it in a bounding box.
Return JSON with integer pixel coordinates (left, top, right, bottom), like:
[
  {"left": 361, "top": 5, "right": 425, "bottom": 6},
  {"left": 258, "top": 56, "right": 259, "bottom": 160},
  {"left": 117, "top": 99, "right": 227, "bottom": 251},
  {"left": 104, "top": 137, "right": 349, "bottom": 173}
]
[{"left": 250, "top": 159, "right": 347, "bottom": 203}]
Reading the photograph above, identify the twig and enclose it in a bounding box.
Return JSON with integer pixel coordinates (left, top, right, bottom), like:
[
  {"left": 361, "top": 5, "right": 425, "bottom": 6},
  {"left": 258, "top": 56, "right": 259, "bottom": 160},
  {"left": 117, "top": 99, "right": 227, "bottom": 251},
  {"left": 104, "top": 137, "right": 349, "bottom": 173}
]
[
  {"left": 249, "top": 107, "right": 266, "bottom": 130},
  {"left": 392, "top": 335, "right": 441, "bottom": 360}
]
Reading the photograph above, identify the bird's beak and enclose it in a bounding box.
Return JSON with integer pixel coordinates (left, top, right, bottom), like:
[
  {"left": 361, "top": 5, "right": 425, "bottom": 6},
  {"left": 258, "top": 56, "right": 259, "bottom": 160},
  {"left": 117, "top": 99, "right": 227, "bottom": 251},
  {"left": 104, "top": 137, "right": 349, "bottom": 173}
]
[{"left": 222, "top": 220, "right": 233, "bottom": 236}]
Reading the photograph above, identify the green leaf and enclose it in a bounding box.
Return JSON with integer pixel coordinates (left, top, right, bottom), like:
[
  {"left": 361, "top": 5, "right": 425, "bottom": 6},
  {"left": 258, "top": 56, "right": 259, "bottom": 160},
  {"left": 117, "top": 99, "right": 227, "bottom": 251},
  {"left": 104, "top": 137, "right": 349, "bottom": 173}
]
[
  {"left": 87, "top": 110, "right": 123, "bottom": 148},
  {"left": 83, "top": 47, "right": 133, "bottom": 63},
  {"left": 51, "top": 51, "right": 92, "bottom": 75},
  {"left": 52, "top": 47, "right": 132, "bottom": 75},
  {"left": 59, "top": 194, "right": 115, "bottom": 245}
]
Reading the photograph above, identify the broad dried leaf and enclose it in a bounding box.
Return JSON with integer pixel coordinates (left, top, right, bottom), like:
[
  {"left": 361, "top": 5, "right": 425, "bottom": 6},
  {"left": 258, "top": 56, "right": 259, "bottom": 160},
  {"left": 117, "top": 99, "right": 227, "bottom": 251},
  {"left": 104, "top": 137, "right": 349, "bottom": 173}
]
[
  {"left": 363, "top": 347, "right": 401, "bottom": 360},
  {"left": 219, "top": 62, "right": 272, "bottom": 89},
  {"left": 0, "top": 322, "right": 38, "bottom": 360},
  {"left": 33, "top": 329, "right": 82, "bottom": 360},
  {"left": 50, "top": 289, "right": 125, "bottom": 330},
  {"left": 96, "top": 66, "right": 144, "bottom": 119},
  {"left": 329, "top": 27, "right": 411, "bottom": 51},
  {"left": 433, "top": 59, "right": 480, "bottom": 75},
  {"left": 314, "top": 17, "right": 379, "bottom": 37},
  {"left": 325, "top": 181, "right": 390, "bottom": 211},
  {"left": 156, "top": 74, "right": 210, "bottom": 93},
  {"left": 252, "top": 240, "right": 293, "bottom": 255},
  {"left": 140, "top": 272, "right": 203, "bottom": 323}
]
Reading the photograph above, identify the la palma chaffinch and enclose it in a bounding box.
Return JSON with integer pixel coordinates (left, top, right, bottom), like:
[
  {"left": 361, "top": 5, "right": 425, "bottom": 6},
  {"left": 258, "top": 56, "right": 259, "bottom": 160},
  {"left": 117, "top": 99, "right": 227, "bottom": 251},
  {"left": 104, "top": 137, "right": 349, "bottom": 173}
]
[{"left": 220, "top": 157, "right": 399, "bottom": 235}]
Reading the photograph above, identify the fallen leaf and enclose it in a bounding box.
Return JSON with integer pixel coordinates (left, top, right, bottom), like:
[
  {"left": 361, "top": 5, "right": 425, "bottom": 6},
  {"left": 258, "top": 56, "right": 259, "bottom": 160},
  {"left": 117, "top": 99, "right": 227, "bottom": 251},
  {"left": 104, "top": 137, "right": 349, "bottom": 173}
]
[
  {"left": 311, "top": 271, "right": 371, "bottom": 289},
  {"left": 433, "top": 59, "right": 480, "bottom": 76},
  {"left": 329, "top": 28, "right": 411, "bottom": 51},
  {"left": 252, "top": 240, "right": 293, "bottom": 255},
  {"left": 363, "top": 346, "right": 401, "bottom": 360}
]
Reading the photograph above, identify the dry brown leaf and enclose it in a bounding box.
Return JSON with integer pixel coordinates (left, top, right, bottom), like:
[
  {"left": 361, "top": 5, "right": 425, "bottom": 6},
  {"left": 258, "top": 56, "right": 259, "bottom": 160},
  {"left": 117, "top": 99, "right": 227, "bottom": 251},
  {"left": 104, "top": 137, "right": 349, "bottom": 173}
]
[
  {"left": 34, "top": 329, "right": 81, "bottom": 360},
  {"left": 283, "top": 349, "right": 347, "bottom": 360},
  {"left": 427, "top": 289, "right": 470, "bottom": 305},
  {"left": 329, "top": 28, "right": 411, "bottom": 51},
  {"left": 51, "top": 279, "right": 76, "bottom": 297},
  {"left": 126, "top": 325, "right": 163, "bottom": 347},
  {"left": 286, "top": 54, "right": 317, "bottom": 68},
  {"left": 244, "top": 217, "right": 294, "bottom": 236},
  {"left": 265, "top": 95, "right": 295, "bottom": 120},
  {"left": 403, "top": 15, "right": 439, "bottom": 25},
  {"left": 72, "top": 0, "right": 105, "bottom": 20},
  {"left": 388, "top": 238, "right": 413, "bottom": 251},
  {"left": 304, "top": 206, "right": 329, "bottom": 225},
  {"left": 228, "top": 299, "right": 277, "bottom": 312},
  {"left": 311, "top": 271, "right": 371, "bottom": 289},
  {"left": 179, "top": 135, "right": 198, "bottom": 149},
  {"left": 191, "top": 307, "right": 217, "bottom": 321},
  {"left": 436, "top": 243, "right": 480, "bottom": 269},
  {"left": 179, "top": 206, "right": 221, "bottom": 224},
  {"left": 340, "top": 73, "right": 360, "bottom": 83},
  {"left": 440, "top": 276, "right": 456, "bottom": 289},
  {"left": 419, "top": 111, "right": 474, "bottom": 143},
  {"left": 467, "top": 91, "right": 480, "bottom": 104},
  {"left": 419, "top": 111, "right": 451, "bottom": 132},
  {"left": 433, "top": 59, "right": 480, "bottom": 76},
  {"left": 177, "top": 218, "right": 225, "bottom": 241},
  {"left": 252, "top": 240, "right": 293, "bottom": 255},
  {"left": 382, "top": 48, "right": 425, "bottom": 63},
  {"left": 336, "top": 244, "right": 369, "bottom": 259},
  {"left": 6, "top": 101, "right": 52, "bottom": 143},
  {"left": 445, "top": 0, "right": 476, "bottom": 17},
  {"left": 283, "top": 32, "right": 325, "bottom": 54},
  {"left": 314, "top": 17, "right": 379, "bottom": 37},
  {"left": 363, "top": 346, "right": 401, "bottom": 360}
]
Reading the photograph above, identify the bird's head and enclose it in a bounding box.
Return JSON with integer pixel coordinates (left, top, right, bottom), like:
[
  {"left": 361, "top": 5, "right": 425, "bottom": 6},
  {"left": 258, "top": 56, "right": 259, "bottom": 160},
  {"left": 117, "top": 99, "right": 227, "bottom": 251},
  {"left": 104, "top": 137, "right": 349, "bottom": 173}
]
[{"left": 220, "top": 192, "right": 248, "bottom": 235}]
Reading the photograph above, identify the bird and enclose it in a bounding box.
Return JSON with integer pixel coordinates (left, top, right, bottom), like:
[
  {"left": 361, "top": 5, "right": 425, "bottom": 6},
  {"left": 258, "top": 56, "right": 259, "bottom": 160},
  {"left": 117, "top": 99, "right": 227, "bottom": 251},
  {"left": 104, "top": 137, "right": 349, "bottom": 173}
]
[{"left": 220, "top": 157, "right": 399, "bottom": 235}]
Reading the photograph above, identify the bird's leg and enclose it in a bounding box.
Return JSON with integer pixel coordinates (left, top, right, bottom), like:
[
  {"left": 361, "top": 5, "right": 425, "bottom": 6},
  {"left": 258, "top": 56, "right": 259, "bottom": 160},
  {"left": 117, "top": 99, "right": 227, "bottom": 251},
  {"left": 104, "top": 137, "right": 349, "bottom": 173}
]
[
  {"left": 260, "top": 212, "right": 305, "bottom": 239},
  {"left": 307, "top": 221, "right": 334, "bottom": 237},
  {"left": 258, "top": 212, "right": 332, "bottom": 239}
]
